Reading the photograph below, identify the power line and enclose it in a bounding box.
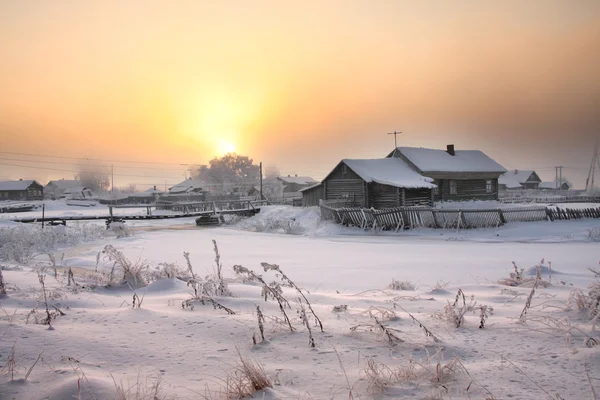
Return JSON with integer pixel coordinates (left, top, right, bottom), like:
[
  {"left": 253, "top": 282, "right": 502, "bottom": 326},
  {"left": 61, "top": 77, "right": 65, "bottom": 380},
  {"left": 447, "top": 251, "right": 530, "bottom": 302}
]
[
  {"left": 0, "top": 161, "right": 184, "bottom": 180},
  {"left": 0, "top": 156, "right": 189, "bottom": 171},
  {"left": 0, "top": 151, "right": 196, "bottom": 166}
]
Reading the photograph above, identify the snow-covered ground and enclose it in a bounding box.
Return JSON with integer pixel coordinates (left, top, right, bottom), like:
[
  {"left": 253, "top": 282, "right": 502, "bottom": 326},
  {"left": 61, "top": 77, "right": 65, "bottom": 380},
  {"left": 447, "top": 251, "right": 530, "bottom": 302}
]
[{"left": 1, "top": 205, "right": 599, "bottom": 399}]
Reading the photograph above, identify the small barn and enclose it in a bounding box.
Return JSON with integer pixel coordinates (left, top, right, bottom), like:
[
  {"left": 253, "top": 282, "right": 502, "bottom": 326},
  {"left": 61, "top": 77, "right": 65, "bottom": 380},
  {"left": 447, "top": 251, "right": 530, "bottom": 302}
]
[
  {"left": 302, "top": 158, "right": 436, "bottom": 207},
  {"left": 45, "top": 179, "right": 81, "bottom": 199},
  {"left": 276, "top": 175, "right": 318, "bottom": 193},
  {"left": 539, "top": 181, "right": 571, "bottom": 191},
  {"left": 499, "top": 170, "right": 542, "bottom": 190},
  {"left": 387, "top": 145, "right": 507, "bottom": 202},
  {"left": 0, "top": 180, "right": 44, "bottom": 201}
]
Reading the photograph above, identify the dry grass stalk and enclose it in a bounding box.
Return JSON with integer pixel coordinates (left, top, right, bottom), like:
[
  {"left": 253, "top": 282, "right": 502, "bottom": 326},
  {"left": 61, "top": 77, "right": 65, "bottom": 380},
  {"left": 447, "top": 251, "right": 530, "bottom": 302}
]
[
  {"left": 233, "top": 264, "right": 294, "bottom": 331},
  {"left": 261, "top": 262, "right": 324, "bottom": 332},
  {"left": 501, "top": 356, "right": 564, "bottom": 400},
  {"left": 0, "top": 342, "right": 17, "bottom": 380},
  {"left": 0, "top": 268, "right": 6, "bottom": 295},
  {"left": 223, "top": 350, "right": 272, "bottom": 399},
  {"left": 254, "top": 305, "right": 265, "bottom": 344},
  {"left": 298, "top": 300, "right": 315, "bottom": 347},
  {"left": 519, "top": 279, "right": 539, "bottom": 323},
  {"left": 102, "top": 245, "right": 148, "bottom": 289},
  {"left": 395, "top": 304, "right": 441, "bottom": 342}
]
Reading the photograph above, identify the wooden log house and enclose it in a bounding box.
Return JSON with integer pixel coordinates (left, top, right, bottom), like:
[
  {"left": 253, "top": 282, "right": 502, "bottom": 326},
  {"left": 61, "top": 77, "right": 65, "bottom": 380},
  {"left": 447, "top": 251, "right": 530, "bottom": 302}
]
[
  {"left": 387, "top": 145, "right": 507, "bottom": 202},
  {"left": 301, "top": 158, "right": 436, "bottom": 207}
]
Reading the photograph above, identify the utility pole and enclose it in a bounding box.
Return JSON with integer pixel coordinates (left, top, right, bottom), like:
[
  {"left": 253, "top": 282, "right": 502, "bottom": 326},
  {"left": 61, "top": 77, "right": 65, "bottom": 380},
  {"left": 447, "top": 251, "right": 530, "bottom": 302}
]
[
  {"left": 259, "top": 162, "right": 263, "bottom": 200},
  {"left": 111, "top": 164, "right": 114, "bottom": 195},
  {"left": 554, "top": 165, "right": 564, "bottom": 192},
  {"left": 387, "top": 131, "right": 402, "bottom": 151},
  {"left": 586, "top": 141, "right": 599, "bottom": 192}
]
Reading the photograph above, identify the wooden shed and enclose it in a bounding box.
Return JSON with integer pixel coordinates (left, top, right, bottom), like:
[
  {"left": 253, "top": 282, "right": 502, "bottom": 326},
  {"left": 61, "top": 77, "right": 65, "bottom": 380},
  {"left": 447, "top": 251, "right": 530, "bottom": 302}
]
[
  {"left": 302, "top": 158, "right": 436, "bottom": 207},
  {"left": 387, "top": 145, "right": 507, "bottom": 202}
]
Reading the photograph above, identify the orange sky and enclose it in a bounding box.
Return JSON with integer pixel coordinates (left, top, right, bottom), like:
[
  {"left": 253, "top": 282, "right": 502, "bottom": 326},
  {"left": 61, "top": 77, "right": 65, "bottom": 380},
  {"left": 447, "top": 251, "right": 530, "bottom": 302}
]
[{"left": 1, "top": 1, "right": 599, "bottom": 188}]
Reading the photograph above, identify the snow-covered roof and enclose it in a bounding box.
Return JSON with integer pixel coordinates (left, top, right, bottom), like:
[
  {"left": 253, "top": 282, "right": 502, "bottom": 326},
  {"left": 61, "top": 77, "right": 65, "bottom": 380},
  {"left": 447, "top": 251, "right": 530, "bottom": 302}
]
[
  {"left": 144, "top": 188, "right": 163, "bottom": 194},
  {"left": 498, "top": 175, "right": 523, "bottom": 189},
  {"left": 340, "top": 158, "right": 436, "bottom": 189},
  {"left": 46, "top": 179, "right": 80, "bottom": 190},
  {"left": 277, "top": 176, "right": 318, "bottom": 185},
  {"left": 63, "top": 186, "right": 90, "bottom": 194},
  {"left": 501, "top": 170, "right": 539, "bottom": 184},
  {"left": 0, "top": 180, "right": 39, "bottom": 191},
  {"left": 392, "top": 147, "right": 507, "bottom": 173},
  {"left": 299, "top": 182, "right": 322, "bottom": 192},
  {"left": 539, "top": 181, "right": 570, "bottom": 190},
  {"left": 169, "top": 179, "right": 204, "bottom": 194}
]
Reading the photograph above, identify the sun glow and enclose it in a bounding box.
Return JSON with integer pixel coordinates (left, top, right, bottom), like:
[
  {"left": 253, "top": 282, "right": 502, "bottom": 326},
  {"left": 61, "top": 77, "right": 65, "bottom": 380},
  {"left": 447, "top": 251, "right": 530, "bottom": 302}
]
[{"left": 217, "top": 139, "right": 236, "bottom": 155}]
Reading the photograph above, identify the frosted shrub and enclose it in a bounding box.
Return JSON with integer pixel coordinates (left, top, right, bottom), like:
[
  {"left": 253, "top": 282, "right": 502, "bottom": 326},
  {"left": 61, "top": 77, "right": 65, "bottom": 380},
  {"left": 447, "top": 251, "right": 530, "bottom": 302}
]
[
  {"left": 437, "top": 289, "right": 493, "bottom": 328},
  {"left": 0, "top": 224, "right": 107, "bottom": 264},
  {"left": 102, "top": 245, "right": 148, "bottom": 289},
  {"left": 386, "top": 279, "right": 416, "bottom": 291},
  {"left": 587, "top": 228, "right": 600, "bottom": 242}
]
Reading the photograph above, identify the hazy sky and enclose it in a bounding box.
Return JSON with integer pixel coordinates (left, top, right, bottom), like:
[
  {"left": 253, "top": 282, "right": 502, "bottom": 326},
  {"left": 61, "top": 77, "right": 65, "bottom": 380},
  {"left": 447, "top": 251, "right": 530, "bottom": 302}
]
[{"left": 1, "top": 1, "right": 599, "bottom": 188}]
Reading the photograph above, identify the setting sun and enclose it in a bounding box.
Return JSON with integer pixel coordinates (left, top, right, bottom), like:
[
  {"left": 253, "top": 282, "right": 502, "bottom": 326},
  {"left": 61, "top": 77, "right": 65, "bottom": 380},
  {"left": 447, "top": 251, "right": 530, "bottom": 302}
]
[{"left": 216, "top": 139, "right": 236, "bottom": 155}]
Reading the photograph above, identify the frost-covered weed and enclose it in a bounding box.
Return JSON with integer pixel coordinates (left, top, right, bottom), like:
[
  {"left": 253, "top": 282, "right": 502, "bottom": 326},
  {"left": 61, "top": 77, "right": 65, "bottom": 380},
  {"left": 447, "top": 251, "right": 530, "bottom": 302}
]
[
  {"left": 386, "top": 279, "right": 416, "bottom": 291},
  {"left": 0, "top": 224, "right": 107, "bottom": 264},
  {"left": 587, "top": 227, "right": 600, "bottom": 242}
]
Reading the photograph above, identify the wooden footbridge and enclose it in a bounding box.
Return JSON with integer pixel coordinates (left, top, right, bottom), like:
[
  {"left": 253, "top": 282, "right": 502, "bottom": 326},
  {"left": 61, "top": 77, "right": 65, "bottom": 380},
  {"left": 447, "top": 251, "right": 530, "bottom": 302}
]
[{"left": 7, "top": 200, "right": 267, "bottom": 226}]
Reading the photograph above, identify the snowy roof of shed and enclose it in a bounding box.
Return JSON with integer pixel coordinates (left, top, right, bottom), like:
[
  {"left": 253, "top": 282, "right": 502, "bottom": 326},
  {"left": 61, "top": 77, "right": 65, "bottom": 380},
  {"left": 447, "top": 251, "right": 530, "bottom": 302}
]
[
  {"left": 277, "top": 176, "right": 318, "bottom": 185},
  {"left": 501, "top": 170, "right": 539, "bottom": 184},
  {"left": 169, "top": 179, "right": 204, "bottom": 194},
  {"left": 538, "top": 181, "right": 570, "bottom": 189},
  {"left": 498, "top": 175, "right": 523, "bottom": 189},
  {"left": 391, "top": 147, "right": 507, "bottom": 173},
  {"left": 63, "top": 186, "right": 89, "bottom": 194},
  {"left": 339, "top": 158, "right": 436, "bottom": 189},
  {"left": 0, "top": 180, "right": 39, "bottom": 191},
  {"left": 46, "top": 179, "right": 81, "bottom": 190}
]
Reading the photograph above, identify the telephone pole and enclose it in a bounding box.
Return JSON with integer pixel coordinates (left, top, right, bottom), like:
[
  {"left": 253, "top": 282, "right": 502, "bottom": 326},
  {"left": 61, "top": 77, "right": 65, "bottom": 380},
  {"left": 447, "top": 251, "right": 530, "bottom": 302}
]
[
  {"left": 554, "top": 166, "right": 564, "bottom": 191},
  {"left": 111, "top": 164, "right": 114, "bottom": 194},
  {"left": 259, "top": 162, "right": 263, "bottom": 200}
]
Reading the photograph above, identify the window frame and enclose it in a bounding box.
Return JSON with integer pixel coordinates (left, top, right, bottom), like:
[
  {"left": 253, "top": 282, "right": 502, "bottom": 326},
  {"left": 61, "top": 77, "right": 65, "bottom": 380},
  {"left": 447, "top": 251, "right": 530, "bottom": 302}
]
[{"left": 449, "top": 180, "right": 457, "bottom": 195}]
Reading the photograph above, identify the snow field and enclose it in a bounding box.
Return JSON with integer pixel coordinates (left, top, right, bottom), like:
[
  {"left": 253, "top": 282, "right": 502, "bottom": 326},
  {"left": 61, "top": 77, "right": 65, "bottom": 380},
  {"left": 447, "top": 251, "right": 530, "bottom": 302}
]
[{"left": 0, "top": 206, "right": 599, "bottom": 399}]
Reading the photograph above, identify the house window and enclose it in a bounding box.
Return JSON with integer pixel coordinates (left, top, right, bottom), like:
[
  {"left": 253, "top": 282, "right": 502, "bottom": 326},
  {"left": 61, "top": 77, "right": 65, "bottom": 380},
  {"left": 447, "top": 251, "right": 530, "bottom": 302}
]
[
  {"left": 449, "top": 180, "right": 457, "bottom": 195},
  {"left": 486, "top": 180, "right": 492, "bottom": 193},
  {"left": 432, "top": 181, "right": 439, "bottom": 196},
  {"left": 342, "top": 165, "right": 348, "bottom": 176}
]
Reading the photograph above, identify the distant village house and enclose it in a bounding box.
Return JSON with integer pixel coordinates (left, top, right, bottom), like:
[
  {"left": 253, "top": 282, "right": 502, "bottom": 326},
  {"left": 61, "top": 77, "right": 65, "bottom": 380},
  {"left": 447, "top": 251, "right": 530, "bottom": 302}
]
[
  {"left": 0, "top": 180, "right": 44, "bottom": 201},
  {"left": 276, "top": 175, "right": 318, "bottom": 193},
  {"left": 498, "top": 170, "right": 542, "bottom": 191}
]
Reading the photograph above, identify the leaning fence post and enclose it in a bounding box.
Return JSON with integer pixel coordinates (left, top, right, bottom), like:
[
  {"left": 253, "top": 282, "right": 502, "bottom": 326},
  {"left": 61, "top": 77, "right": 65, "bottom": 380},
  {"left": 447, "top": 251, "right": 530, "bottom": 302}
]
[{"left": 497, "top": 209, "right": 506, "bottom": 225}]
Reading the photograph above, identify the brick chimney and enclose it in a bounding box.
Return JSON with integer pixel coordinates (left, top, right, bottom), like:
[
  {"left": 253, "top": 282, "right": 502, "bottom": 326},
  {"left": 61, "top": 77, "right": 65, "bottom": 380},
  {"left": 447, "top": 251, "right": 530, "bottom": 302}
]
[{"left": 446, "top": 144, "right": 455, "bottom": 156}]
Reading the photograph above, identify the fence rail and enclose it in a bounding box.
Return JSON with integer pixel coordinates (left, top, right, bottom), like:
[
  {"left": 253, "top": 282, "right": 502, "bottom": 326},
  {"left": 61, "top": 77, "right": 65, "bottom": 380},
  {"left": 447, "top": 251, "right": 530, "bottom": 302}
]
[
  {"left": 499, "top": 195, "right": 600, "bottom": 204},
  {"left": 319, "top": 202, "right": 600, "bottom": 231}
]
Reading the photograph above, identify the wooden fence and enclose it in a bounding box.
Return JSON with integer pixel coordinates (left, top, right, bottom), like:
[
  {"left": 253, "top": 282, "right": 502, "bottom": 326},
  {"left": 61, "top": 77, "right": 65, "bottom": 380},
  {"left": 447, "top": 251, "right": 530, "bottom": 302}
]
[
  {"left": 319, "top": 202, "right": 600, "bottom": 231},
  {"left": 499, "top": 195, "right": 600, "bottom": 204}
]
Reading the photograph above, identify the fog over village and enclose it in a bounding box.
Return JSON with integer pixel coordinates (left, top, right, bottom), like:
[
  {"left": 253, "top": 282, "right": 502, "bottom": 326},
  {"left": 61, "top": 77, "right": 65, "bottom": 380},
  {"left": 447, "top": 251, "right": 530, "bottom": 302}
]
[{"left": 1, "top": 2, "right": 600, "bottom": 400}]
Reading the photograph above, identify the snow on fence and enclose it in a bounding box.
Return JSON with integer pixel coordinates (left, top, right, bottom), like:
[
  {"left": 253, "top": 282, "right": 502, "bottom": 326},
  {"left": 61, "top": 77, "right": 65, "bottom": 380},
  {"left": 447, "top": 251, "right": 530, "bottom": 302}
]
[{"left": 319, "top": 202, "right": 600, "bottom": 230}]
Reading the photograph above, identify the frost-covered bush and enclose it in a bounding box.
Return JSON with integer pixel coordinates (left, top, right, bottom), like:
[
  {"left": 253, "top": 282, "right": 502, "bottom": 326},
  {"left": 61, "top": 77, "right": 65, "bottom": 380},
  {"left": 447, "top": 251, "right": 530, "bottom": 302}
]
[
  {"left": 0, "top": 224, "right": 107, "bottom": 264},
  {"left": 587, "top": 227, "right": 600, "bottom": 242},
  {"left": 386, "top": 279, "right": 416, "bottom": 291},
  {"left": 238, "top": 218, "right": 302, "bottom": 234}
]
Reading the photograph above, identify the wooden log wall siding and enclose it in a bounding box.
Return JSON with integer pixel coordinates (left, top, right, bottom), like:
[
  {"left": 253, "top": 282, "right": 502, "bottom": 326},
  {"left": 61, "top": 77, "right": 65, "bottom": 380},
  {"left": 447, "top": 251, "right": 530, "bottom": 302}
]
[{"left": 319, "top": 203, "right": 600, "bottom": 231}]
